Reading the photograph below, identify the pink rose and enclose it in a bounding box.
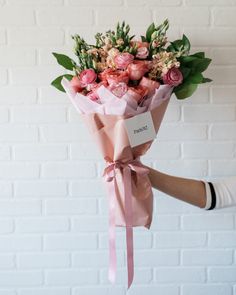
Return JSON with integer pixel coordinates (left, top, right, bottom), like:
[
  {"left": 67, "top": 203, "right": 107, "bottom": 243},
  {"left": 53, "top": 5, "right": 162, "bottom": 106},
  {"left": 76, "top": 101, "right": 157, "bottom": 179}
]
[
  {"left": 139, "top": 76, "right": 160, "bottom": 96},
  {"left": 70, "top": 76, "right": 84, "bottom": 93},
  {"left": 79, "top": 68, "right": 97, "bottom": 87},
  {"left": 127, "top": 60, "right": 150, "bottom": 81},
  {"left": 163, "top": 67, "right": 183, "bottom": 87},
  {"left": 114, "top": 52, "right": 134, "bottom": 69},
  {"left": 109, "top": 82, "right": 128, "bottom": 98},
  {"left": 136, "top": 47, "right": 149, "bottom": 59},
  {"left": 105, "top": 70, "right": 129, "bottom": 86}
]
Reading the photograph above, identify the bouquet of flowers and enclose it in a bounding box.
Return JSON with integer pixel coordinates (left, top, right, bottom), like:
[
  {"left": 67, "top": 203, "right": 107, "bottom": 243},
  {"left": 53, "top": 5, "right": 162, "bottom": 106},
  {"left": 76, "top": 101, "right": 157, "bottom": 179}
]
[{"left": 51, "top": 19, "right": 212, "bottom": 288}]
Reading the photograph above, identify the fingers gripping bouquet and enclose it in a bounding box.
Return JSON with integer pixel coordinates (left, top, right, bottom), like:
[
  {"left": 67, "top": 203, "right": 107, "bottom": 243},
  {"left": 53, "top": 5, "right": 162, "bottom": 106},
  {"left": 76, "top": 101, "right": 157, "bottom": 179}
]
[{"left": 52, "top": 20, "right": 212, "bottom": 288}]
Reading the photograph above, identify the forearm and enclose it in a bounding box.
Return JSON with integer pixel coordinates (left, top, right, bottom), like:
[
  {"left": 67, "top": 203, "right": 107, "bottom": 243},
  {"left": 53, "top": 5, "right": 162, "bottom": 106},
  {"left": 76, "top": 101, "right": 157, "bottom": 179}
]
[{"left": 148, "top": 167, "right": 207, "bottom": 208}]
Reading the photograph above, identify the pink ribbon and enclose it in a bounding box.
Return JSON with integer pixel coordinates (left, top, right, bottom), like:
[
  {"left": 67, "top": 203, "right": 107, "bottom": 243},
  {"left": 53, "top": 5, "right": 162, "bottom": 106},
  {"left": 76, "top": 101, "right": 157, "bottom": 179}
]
[{"left": 103, "top": 159, "right": 150, "bottom": 289}]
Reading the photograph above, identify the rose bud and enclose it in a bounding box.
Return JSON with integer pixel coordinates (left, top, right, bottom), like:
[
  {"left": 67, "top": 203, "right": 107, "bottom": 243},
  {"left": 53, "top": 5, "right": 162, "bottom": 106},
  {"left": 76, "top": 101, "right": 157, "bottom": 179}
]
[
  {"left": 79, "top": 68, "right": 97, "bottom": 87},
  {"left": 163, "top": 67, "right": 183, "bottom": 87},
  {"left": 114, "top": 52, "right": 134, "bottom": 70},
  {"left": 136, "top": 47, "right": 149, "bottom": 59}
]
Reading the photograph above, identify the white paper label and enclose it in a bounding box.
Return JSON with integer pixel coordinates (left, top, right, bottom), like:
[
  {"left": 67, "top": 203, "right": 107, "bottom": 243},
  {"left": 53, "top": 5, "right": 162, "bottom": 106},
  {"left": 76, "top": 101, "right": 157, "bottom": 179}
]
[{"left": 124, "top": 111, "right": 156, "bottom": 147}]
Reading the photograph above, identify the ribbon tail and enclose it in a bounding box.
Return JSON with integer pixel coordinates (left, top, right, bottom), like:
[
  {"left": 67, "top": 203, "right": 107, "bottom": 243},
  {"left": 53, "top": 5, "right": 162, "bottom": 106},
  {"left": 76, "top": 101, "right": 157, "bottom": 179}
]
[
  {"left": 123, "top": 167, "right": 134, "bottom": 289},
  {"left": 126, "top": 225, "right": 134, "bottom": 289},
  {"left": 106, "top": 179, "right": 117, "bottom": 284}
]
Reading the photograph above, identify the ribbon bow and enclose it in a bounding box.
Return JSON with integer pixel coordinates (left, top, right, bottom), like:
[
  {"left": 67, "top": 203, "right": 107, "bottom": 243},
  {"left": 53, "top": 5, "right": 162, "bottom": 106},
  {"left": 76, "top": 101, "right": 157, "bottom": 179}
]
[{"left": 103, "top": 158, "right": 150, "bottom": 289}]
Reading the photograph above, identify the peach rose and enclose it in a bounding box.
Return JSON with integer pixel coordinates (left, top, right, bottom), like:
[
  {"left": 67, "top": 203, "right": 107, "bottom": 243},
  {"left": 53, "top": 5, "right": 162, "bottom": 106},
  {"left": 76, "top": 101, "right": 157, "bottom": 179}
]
[
  {"left": 105, "top": 70, "right": 129, "bottom": 86},
  {"left": 139, "top": 76, "right": 160, "bottom": 96},
  {"left": 163, "top": 67, "right": 183, "bottom": 87},
  {"left": 79, "top": 68, "right": 97, "bottom": 87},
  {"left": 98, "top": 68, "right": 114, "bottom": 82},
  {"left": 114, "top": 52, "right": 134, "bottom": 69},
  {"left": 127, "top": 60, "right": 150, "bottom": 81}
]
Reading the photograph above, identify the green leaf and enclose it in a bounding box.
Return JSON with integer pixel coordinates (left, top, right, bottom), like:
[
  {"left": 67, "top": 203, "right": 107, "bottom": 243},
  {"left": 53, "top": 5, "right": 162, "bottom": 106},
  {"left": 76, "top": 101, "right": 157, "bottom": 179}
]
[
  {"left": 51, "top": 74, "right": 73, "bottom": 92},
  {"left": 166, "top": 44, "right": 176, "bottom": 52},
  {"left": 141, "top": 35, "right": 147, "bottom": 42},
  {"left": 188, "top": 57, "right": 212, "bottom": 74},
  {"left": 52, "top": 52, "right": 75, "bottom": 70},
  {"left": 182, "top": 34, "right": 191, "bottom": 52},
  {"left": 171, "top": 39, "right": 184, "bottom": 51},
  {"left": 186, "top": 72, "right": 203, "bottom": 84},
  {"left": 192, "top": 52, "right": 205, "bottom": 58},
  {"left": 180, "top": 55, "right": 199, "bottom": 63},
  {"left": 180, "top": 66, "right": 191, "bottom": 79},
  {"left": 174, "top": 82, "right": 198, "bottom": 99},
  {"left": 202, "top": 77, "right": 212, "bottom": 83},
  {"left": 194, "top": 58, "right": 212, "bottom": 73},
  {"left": 146, "top": 23, "right": 155, "bottom": 42}
]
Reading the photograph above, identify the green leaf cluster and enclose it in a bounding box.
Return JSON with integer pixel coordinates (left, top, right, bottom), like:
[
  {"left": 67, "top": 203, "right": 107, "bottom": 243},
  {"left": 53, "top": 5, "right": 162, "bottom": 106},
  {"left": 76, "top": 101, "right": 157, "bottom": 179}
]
[
  {"left": 174, "top": 51, "right": 212, "bottom": 99},
  {"left": 144, "top": 19, "right": 169, "bottom": 57},
  {"left": 51, "top": 53, "right": 76, "bottom": 92},
  {"left": 103, "top": 21, "right": 136, "bottom": 53},
  {"left": 72, "top": 34, "right": 96, "bottom": 71},
  {"left": 167, "top": 34, "right": 190, "bottom": 55},
  {"left": 145, "top": 19, "right": 169, "bottom": 43}
]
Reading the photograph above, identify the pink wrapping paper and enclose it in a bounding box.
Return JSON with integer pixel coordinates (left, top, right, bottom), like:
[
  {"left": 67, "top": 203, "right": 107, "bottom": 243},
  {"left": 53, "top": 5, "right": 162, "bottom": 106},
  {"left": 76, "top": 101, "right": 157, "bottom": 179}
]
[
  {"left": 81, "top": 97, "right": 170, "bottom": 227},
  {"left": 62, "top": 78, "right": 172, "bottom": 288},
  {"left": 82, "top": 102, "right": 170, "bottom": 287}
]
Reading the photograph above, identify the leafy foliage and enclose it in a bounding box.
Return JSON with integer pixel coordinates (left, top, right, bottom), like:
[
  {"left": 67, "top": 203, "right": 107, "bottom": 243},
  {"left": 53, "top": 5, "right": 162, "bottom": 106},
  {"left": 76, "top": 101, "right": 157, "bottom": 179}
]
[
  {"left": 167, "top": 34, "right": 190, "bottom": 56},
  {"left": 174, "top": 52, "right": 212, "bottom": 99},
  {"left": 72, "top": 34, "right": 96, "bottom": 71},
  {"left": 167, "top": 35, "right": 212, "bottom": 99},
  {"left": 146, "top": 19, "right": 169, "bottom": 56},
  {"left": 95, "top": 21, "right": 136, "bottom": 53},
  {"left": 146, "top": 23, "right": 155, "bottom": 43}
]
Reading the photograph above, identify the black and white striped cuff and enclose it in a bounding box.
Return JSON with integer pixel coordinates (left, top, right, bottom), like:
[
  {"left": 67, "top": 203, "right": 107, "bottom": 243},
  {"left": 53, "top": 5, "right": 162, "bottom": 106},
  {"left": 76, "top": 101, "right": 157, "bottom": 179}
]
[{"left": 204, "top": 182, "right": 216, "bottom": 210}]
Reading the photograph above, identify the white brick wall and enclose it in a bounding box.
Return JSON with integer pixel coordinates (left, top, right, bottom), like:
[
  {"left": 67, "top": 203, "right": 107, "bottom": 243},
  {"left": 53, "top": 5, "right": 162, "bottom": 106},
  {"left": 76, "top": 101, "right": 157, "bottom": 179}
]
[{"left": 0, "top": 0, "right": 235, "bottom": 294}]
